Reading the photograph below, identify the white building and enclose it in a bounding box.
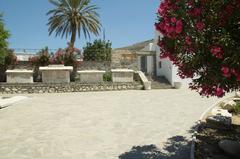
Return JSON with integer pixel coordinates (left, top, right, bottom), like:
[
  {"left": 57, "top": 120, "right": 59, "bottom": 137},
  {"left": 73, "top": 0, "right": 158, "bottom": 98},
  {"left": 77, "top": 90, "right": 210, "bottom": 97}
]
[
  {"left": 15, "top": 52, "right": 36, "bottom": 62},
  {"left": 137, "top": 31, "right": 191, "bottom": 87}
]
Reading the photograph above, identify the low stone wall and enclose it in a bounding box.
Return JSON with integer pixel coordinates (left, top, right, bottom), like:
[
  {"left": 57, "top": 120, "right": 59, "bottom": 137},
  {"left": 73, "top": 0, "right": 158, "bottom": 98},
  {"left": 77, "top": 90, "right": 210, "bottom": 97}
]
[
  {"left": 0, "top": 82, "right": 143, "bottom": 94},
  {"left": 78, "top": 61, "right": 111, "bottom": 71},
  {"left": 78, "top": 61, "right": 138, "bottom": 71}
]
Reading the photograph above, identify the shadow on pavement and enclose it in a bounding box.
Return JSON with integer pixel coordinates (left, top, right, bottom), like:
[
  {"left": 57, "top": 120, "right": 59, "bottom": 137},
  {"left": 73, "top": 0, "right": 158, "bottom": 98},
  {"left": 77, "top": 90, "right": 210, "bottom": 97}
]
[
  {"left": 119, "top": 135, "right": 192, "bottom": 159},
  {"left": 119, "top": 135, "right": 190, "bottom": 159},
  {"left": 119, "top": 123, "right": 200, "bottom": 159}
]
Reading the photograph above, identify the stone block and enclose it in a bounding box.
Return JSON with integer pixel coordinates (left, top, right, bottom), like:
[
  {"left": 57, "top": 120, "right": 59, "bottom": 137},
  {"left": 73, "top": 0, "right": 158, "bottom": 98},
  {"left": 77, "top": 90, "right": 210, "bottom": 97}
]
[
  {"left": 77, "top": 70, "right": 106, "bottom": 83},
  {"left": 211, "top": 108, "right": 232, "bottom": 118},
  {"left": 6, "top": 69, "right": 33, "bottom": 83},
  {"left": 206, "top": 115, "right": 232, "bottom": 130},
  {"left": 111, "top": 69, "right": 134, "bottom": 83},
  {"left": 39, "top": 65, "right": 73, "bottom": 83},
  {"left": 221, "top": 100, "right": 236, "bottom": 112},
  {"left": 236, "top": 92, "right": 240, "bottom": 98},
  {"left": 219, "top": 140, "right": 240, "bottom": 157}
]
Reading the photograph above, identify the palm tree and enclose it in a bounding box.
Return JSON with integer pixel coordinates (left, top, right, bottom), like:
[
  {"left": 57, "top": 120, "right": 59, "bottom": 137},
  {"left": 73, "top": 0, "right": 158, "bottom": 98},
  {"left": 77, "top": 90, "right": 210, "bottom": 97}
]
[{"left": 47, "top": 0, "right": 101, "bottom": 47}]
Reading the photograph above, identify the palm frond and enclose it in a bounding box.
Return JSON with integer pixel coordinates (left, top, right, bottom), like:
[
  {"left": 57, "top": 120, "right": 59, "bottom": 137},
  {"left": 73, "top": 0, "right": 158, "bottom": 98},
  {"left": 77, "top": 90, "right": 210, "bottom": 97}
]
[{"left": 47, "top": 0, "right": 101, "bottom": 47}]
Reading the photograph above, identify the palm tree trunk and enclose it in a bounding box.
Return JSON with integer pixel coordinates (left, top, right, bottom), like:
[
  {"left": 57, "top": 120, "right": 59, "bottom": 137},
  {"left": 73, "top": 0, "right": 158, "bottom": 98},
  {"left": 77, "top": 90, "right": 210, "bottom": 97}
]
[{"left": 70, "top": 26, "right": 77, "bottom": 47}]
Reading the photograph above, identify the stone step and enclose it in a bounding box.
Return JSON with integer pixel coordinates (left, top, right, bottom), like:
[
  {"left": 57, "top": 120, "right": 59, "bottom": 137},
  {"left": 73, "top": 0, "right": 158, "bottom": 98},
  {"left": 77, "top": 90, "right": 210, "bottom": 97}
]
[
  {"left": 146, "top": 76, "right": 173, "bottom": 89},
  {"left": 151, "top": 82, "right": 172, "bottom": 89}
]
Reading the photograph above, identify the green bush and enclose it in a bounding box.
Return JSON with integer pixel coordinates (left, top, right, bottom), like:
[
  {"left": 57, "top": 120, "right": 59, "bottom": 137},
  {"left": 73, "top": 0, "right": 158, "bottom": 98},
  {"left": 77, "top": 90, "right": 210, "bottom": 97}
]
[
  {"left": 83, "top": 39, "right": 112, "bottom": 61},
  {"left": 233, "top": 101, "right": 240, "bottom": 114},
  {"left": 103, "top": 72, "right": 112, "bottom": 82}
]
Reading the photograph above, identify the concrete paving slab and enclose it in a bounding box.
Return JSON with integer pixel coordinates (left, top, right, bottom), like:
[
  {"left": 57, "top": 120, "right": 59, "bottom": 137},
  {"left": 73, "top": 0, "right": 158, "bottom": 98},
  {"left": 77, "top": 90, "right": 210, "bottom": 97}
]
[
  {"left": 0, "top": 89, "right": 234, "bottom": 159},
  {"left": 0, "top": 96, "right": 28, "bottom": 108}
]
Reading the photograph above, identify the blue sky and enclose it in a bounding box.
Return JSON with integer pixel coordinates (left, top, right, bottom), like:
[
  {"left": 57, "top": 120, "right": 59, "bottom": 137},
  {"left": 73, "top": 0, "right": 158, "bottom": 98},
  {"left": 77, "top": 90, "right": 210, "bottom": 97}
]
[{"left": 0, "top": 0, "right": 160, "bottom": 50}]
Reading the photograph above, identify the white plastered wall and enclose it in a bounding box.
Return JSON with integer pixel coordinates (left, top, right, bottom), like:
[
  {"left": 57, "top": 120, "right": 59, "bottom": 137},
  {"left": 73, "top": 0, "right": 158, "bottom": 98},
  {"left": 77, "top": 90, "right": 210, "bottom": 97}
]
[{"left": 154, "top": 30, "right": 192, "bottom": 87}]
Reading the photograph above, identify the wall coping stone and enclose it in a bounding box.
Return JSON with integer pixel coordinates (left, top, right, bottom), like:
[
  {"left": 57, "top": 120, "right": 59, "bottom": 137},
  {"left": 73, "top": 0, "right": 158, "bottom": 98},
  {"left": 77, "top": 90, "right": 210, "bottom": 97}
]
[
  {"left": 6, "top": 69, "right": 33, "bottom": 74},
  {"left": 111, "top": 69, "right": 134, "bottom": 73},
  {"left": 77, "top": 70, "right": 106, "bottom": 73},
  {"left": 39, "top": 66, "right": 73, "bottom": 71}
]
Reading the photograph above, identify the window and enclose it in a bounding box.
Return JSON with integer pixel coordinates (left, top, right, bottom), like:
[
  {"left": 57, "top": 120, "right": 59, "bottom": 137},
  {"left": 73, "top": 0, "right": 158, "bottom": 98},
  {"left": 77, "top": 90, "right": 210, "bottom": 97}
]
[{"left": 159, "top": 61, "right": 162, "bottom": 68}]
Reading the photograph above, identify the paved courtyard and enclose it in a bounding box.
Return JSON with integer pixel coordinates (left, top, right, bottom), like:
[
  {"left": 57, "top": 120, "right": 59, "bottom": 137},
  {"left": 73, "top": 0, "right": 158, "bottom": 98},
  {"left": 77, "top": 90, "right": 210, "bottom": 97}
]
[{"left": 0, "top": 89, "right": 230, "bottom": 159}]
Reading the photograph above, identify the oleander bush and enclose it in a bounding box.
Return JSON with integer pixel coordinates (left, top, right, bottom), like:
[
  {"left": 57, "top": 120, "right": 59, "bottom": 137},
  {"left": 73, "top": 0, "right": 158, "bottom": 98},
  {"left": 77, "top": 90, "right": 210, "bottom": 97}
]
[
  {"left": 155, "top": 0, "right": 240, "bottom": 97},
  {"left": 29, "top": 47, "right": 50, "bottom": 67},
  {"left": 29, "top": 46, "right": 79, "bottom": 67},
  {"left": 29, "top": 46, "right": 80, "bottom": 82}
]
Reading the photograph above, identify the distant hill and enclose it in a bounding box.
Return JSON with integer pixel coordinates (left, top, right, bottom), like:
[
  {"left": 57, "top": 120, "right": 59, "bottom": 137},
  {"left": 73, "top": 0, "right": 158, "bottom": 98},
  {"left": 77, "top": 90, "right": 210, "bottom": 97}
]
[{"left": 114, "top": 39, "right": 154, "bottom": 52}]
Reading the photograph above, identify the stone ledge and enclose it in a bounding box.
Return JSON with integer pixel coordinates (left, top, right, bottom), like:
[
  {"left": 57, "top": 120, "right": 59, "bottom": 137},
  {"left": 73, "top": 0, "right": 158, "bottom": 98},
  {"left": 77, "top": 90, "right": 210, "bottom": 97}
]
[
  {"left": 77, "top": 70, "right": 106, "bottom": 73},
  {"left": 111, "top": 69, "right": 134, "bottom": 73},
  {"left": 0, "top": 82, "right": 143, "bottom": 94},
  {"left": 6, "top": 69, "right": 33, "bottom": 73},
  {"left": 39, "top": 66, "right": 73, "bottom": 71}
]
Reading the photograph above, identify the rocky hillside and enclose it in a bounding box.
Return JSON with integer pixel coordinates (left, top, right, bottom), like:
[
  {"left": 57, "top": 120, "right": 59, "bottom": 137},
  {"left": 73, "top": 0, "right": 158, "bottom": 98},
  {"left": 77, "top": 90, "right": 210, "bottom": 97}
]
[
  {"left": 114, "top": 39, "right": 154, "bottom": 53},
  {"left": 112, "top": 39, "right": 154, "bottom": 63}
]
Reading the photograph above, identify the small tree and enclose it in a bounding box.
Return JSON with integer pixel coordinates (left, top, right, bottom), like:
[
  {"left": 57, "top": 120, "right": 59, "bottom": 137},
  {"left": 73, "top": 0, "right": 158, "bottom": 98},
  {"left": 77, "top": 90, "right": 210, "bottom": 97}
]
[
  {"left": 155, "top": 0, "right": 240, "bottom": 97},
  {"left": 0, "top": 14, "right": 17, "bottom": 82},
  {"left": 0, "top": 13, "right": 10, "bottom": 65},
  {"left": 83, "top": 39, "right": 112, "bottom": 61}
]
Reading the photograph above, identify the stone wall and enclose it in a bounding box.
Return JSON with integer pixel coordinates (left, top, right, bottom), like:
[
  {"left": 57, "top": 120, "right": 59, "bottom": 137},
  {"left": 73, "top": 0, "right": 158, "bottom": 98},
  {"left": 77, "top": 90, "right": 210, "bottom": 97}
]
[
  {"left": 78, "top": 61, "right": 111, "bottom": 71},
  {"left": 0, "top": 82, "right": 143, "bottom": 94},
  {"left": 14, "top": 60, "right": 138, "bottom": 72},
  {"left": 78, "top": 61, "right": 138, "bottom": 71},
  {"left": 111, "top": 60, "right": 138, "bottom": 70}
]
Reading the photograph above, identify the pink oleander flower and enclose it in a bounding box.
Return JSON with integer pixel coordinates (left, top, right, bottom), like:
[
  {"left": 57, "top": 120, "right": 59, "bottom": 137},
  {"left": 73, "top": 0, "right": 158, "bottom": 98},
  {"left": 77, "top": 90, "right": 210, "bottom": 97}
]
[
  {"left": 231, "top": 69, "right": 238, "bottom": 77},
  {"left": 187, "top": 1, "right": 193, "bottom": 7},
  {"left": 210, "top": 46, "right": 224, "bottom": 59},
  {"left": 221, "top": 66, "right": 231, "bottom": 78},
  {"left": 189, "top": 8, "right": 202, "bottom": 17},
  {"left": 185, "top": 36, "right": 192, "bottom": 45},
  {"left": 171, "top": 17, "right": 177, "bottom": 23},
  {"left": 176, "top": 20, "right": 183, "bottom": 33},
  {"left": 215, "top": 87, "right": 224, "bottom": 97},
  {"left": 237, "top": 75, "right": 240, "bottom": 81},
  {"left": 196, "top": 21, "right": 205, "bottom": 31}
]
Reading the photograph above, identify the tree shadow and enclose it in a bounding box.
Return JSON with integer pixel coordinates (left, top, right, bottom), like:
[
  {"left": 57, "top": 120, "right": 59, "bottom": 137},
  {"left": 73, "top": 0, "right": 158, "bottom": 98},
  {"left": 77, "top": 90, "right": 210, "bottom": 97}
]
[{"left": 119, "top": 135, "right": 190, "bottom": 159}]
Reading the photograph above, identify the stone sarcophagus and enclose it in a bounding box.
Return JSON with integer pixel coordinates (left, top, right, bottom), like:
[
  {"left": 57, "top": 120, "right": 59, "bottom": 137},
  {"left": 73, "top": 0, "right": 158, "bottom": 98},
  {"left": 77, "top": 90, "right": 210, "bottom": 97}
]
[
  {"left": 77, "top": 70, "right": 106, "bottom": 83},
  {"left": 6, "top": 69, "right": 34, "bottom": 83},
  {"left": 111, "top": 69, "right": 134, "bottom": 83},
  {"left": 39, "top": 65, "right": 73, "bottom": 83}
]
